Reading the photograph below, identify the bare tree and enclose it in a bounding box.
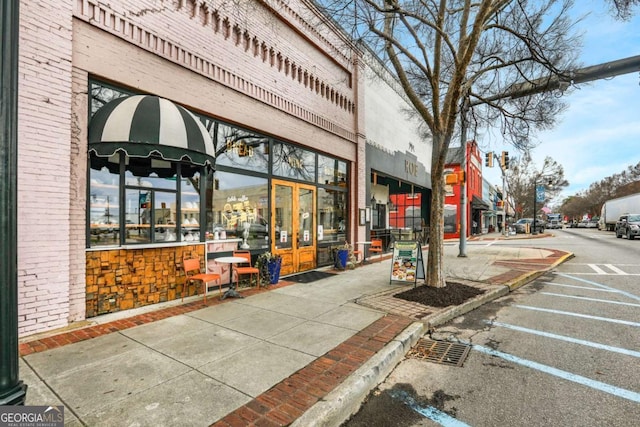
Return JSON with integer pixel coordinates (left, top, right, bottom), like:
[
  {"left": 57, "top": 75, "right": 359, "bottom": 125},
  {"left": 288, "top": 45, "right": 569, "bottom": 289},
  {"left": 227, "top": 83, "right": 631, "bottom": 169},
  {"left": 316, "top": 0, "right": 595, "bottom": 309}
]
[
  {"left": 604, "top": 0, "right": 640, "bottom": 20},
  {"left": 506, "top": 153, "right": 569, "bottom": 218},
  {"left": 319, "top": 0, "right": 580, "bottom": 287},
  {"left": 560, "top": 161, "right": 640, "bottom": 219}
]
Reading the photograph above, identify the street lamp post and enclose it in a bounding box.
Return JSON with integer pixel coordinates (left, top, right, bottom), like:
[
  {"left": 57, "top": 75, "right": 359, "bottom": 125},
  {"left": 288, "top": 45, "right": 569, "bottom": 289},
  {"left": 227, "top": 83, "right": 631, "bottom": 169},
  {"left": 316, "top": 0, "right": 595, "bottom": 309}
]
[{"left": 1, "top": 0, "right": 27, "bottom": 405}]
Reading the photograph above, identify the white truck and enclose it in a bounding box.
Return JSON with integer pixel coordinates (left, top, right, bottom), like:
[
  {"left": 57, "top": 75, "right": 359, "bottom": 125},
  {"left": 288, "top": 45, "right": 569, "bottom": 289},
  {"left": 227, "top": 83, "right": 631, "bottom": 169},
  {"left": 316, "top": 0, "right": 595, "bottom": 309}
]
[{"left": 599, "top": 192, "right": 640, "bottom": 231}]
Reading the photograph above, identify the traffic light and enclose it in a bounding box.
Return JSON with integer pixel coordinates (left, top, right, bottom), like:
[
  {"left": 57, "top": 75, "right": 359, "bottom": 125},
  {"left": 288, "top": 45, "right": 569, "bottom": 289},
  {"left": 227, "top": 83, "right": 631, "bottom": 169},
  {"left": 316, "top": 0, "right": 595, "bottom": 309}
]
[
  {"left": 501, "top": 151, "right": 509, "bottom": 169},
  {"left": 444, "top": 170, "right": 465, "bottom": 185},
  {"left": 485, "top": 151, "right": 493, "bottom": 167}
]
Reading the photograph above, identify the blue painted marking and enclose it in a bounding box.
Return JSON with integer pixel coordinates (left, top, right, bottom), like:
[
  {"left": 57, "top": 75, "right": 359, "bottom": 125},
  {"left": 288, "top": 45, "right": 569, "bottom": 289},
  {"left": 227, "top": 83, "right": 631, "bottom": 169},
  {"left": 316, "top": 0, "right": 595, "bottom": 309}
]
[
  {"left": 389, "top": 389, "right": 471, "bottom": 427},
  {"left": 541, "top": 282, "right": 618, "bottom": 293},
  {"left": 555, "top": 273, "right": 640, "bottom": 302},
  {"left": 515, "top": 305, "right": 640, "bottom": 327},
  {"left": 487, "top": 321, "right": 640, "bottom": 358},
  {"left": 540, "top": 292, "right": 640, "bottom": 307},
  {"left": 471, "top": 344, "right": 640, "bottom": 403}
]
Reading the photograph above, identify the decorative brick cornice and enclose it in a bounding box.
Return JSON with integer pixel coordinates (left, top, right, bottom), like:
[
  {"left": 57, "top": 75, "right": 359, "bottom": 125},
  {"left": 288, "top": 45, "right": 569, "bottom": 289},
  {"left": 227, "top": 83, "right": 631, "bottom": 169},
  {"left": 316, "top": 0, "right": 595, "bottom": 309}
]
[{"left": 74, "top": 0, "right": 356, "bottom": 142}]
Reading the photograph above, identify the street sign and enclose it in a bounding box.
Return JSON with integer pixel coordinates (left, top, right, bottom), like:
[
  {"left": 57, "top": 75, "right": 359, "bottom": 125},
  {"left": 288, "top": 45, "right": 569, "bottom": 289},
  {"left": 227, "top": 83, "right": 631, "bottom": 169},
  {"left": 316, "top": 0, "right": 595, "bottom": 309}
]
[{"left": 536, "top": 185, "right": 545, "bottom": 203}]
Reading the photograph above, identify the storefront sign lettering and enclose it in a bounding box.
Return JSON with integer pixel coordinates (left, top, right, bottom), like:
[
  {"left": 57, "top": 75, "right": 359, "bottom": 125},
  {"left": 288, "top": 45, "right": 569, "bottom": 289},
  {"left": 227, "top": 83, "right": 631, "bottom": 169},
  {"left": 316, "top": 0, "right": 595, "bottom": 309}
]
[
  {"left": 227, "top": 140, "right": 254, "bottom": 157},
  {"left": 405, "top": 160, "right": 418, "bottom": 176},
  {"left": 288, "top": 157, "right": 304, "bottom": 169}
]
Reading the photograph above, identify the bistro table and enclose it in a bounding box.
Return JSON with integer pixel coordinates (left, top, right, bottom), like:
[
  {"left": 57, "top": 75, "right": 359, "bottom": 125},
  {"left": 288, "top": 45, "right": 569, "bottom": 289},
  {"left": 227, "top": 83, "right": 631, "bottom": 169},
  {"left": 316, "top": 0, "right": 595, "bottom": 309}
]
[
  {"left": 355, "top": 241, "right": 372, "bottom": 264},
  {"left": 215, "top": 256, "right": 248, "bottom": 300}
]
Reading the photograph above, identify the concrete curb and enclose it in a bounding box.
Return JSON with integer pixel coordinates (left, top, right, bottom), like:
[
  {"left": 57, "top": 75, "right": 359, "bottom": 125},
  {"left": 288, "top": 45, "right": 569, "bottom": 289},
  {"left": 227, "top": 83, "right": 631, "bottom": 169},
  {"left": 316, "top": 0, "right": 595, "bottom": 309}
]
[
  {"left": 291, "top": 321, "right": 427, "bottom": 427},
  {"left": 506, "top": 251, "right": 575, "bottom": 291}
]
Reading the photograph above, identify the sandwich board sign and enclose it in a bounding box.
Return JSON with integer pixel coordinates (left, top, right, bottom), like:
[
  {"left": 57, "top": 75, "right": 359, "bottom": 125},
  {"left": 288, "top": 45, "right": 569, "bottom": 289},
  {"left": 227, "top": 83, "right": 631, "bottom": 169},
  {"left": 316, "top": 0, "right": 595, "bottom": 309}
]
[{"left": 390, "top": 241, "right": 425, "bottom": 287}]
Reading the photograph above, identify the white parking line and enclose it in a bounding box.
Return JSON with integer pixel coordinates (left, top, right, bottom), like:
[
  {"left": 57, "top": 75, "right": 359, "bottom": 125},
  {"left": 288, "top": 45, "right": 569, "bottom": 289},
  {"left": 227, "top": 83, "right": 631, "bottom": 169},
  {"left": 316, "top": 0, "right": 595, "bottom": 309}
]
[
  {"left": 605, "top": 264, "right": 628, "bottom": 275},
  {"left": 588, "top": 264, "right": 607, "bottom": 274},
  {"left": 515, "top": 305, "right": 640, "bottom": 327},
  {"left": 540, "top": 292, "right": 640, "bottom": 307},
  {"left": 486, "top": 321, "right": 640, "bottom": 358},
  {"left": 541, "top": 282, "right": 618, "bottom": 293}
]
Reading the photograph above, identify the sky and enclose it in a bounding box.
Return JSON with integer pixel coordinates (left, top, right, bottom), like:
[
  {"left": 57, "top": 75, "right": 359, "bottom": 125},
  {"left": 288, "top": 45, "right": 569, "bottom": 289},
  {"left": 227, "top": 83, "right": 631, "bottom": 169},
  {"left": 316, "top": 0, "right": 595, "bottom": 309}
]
[{"left": 482, "top": 0, "right": 640, "bottom": 205}]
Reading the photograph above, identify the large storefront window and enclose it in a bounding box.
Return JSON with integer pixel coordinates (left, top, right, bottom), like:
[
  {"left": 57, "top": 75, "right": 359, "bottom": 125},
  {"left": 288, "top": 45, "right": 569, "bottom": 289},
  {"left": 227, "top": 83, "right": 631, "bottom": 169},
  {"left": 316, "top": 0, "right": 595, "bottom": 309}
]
[
  {"left": 317, "top": 188, "right": 346, "bottom": 243},
  {"left": 88, "top": 154, "right": 206, "bottom": 247},
  {"left": 212, "top": 171, "right": 269, "bottom": 250},
  {"left": 389, "top": 193, "right": 422, "bottom": 230},
  {"left": 272, "top": 142, "right": 316, "bottom": 181},
  {"left": 215, "top": 123, "right": 269, "bottom": 173}
]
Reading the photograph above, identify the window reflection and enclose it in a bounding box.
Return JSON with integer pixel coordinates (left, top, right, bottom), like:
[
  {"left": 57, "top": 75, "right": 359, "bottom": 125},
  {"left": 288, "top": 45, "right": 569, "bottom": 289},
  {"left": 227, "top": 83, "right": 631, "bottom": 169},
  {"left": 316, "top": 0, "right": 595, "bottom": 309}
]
[
  {"left": 123, "top": 171, "right": 188, "bottom": 244},
  {"left": 214, "top": 123, "right": 269, "bottom": 173},
  {"left": 272, "top": 142, "right": 315, "bottom": 181},
  {"left": 318, "top": 155, "right": 347, "bottom": 186},
  {"left": 212, "top": 171, "right": 269, "bottom": 250},
  {"left": 389, "top": 193, "right": 422, "bottom": 231},
  {"left": 89, "top": 166, "right": 120, "bottom": 247},
  {"left": 317, "top": 188, "right": 346, "bottom": 243}
]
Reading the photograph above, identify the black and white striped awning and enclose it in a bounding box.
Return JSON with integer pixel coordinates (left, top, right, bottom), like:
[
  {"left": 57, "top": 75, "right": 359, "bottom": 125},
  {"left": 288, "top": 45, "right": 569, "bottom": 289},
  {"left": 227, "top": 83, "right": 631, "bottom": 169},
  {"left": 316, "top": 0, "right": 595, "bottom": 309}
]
[{"left": 88, "top": 95, "right": 215, "bottom": 174}]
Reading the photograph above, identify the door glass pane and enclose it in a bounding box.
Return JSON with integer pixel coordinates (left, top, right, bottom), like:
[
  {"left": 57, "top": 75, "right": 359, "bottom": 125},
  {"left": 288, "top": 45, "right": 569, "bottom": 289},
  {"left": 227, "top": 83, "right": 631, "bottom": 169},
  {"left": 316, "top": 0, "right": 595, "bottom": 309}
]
[
  {"left": 275, "top": 184, "right": 293, "bottom": 249},
  {"left": 298, "top": 187, "right": 314, "bottom": 247}
]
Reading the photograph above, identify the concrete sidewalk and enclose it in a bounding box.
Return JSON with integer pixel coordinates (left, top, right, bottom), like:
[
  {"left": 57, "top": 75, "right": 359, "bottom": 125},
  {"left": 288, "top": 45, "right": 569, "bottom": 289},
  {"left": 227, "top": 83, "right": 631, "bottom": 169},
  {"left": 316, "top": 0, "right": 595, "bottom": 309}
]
[{"left": 19, "top": 240, "right": 572, "bottom": 426}]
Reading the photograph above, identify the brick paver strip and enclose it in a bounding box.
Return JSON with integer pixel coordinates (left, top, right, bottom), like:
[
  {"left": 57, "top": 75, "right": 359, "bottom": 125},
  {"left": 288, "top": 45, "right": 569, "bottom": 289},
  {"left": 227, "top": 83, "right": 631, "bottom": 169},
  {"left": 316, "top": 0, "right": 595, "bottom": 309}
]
[{"left": 211, "top": 314, "right": 413, "bottom": 427}]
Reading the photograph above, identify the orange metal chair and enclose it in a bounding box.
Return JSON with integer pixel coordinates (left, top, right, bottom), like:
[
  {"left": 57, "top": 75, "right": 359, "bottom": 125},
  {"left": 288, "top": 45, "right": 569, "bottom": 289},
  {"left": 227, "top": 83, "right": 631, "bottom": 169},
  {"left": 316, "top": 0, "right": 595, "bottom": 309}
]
[
  {"left": 182, "top": 256, "right": 221, "bottom": 304},
  {"left": 369, "top": 239, "right": 383, "bottom": 261},
  {"left": 233, "top": 251, "right": 260, "bottom": 289}
]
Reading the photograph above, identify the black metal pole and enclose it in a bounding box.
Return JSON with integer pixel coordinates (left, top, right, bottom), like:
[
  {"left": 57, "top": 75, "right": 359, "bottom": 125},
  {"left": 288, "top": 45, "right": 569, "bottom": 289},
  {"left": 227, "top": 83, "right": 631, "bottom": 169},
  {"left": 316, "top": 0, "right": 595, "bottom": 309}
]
[{"left": 0, "top": 0, "right": 27, "bottom": 405}]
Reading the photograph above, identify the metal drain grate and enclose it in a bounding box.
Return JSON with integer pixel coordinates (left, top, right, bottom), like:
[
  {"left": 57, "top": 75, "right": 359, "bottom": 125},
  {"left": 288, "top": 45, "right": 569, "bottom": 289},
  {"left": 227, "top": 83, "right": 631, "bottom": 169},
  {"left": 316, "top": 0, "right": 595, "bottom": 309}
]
[{"left": 407, "top": 338, "right": 470, "bottom": 367}]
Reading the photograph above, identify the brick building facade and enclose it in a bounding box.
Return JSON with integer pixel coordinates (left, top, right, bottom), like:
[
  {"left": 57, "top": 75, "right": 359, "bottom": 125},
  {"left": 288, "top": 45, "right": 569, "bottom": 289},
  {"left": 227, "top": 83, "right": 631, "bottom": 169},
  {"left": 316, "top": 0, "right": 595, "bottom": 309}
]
[{"left": 16, "top": 0, "right": 366, "bottom": 337}]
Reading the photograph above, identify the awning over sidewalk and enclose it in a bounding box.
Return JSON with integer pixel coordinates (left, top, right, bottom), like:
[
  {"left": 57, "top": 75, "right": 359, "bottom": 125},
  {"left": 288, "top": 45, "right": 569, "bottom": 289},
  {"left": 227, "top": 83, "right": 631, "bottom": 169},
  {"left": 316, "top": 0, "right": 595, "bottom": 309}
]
[
  {"left": 471, "top": 195, "right": 490, "bottom": 210},
  {"left": 88, "top": 95, "right": 215, "bottom": 175}
]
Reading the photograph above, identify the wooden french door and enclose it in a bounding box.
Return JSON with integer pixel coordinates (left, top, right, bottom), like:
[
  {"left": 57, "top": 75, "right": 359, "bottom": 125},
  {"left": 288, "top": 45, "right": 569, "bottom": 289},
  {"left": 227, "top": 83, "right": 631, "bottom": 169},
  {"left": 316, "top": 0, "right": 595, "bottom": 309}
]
[{"left": 271, "top": 180, "right": 316, "bottom": 276}]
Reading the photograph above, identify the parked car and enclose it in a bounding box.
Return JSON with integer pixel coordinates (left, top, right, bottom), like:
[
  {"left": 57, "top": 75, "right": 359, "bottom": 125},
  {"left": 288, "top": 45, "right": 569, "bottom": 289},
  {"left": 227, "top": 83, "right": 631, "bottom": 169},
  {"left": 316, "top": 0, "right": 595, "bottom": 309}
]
[
  {"left": 585, "top": 219, "right": 599, "bottom": 228},
  {"left": 513, "top": 218, "right": 545, "bottom": 234},
  {"left": 615, "top": 214, "right": 640, "bottom": 239},
  {"left": 577, "top": 220, "right": 587, "bottom": 228}
]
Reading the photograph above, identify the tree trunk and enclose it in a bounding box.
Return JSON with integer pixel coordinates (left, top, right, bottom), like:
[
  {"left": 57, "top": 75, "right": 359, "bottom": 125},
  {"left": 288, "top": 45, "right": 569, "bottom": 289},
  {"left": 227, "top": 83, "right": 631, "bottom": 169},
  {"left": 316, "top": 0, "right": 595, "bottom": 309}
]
[
  {"left": 426, "top": 179, "right": 447, "bottom": 288},
  {"left": 426, "top": 134, "right": 449, "bottom": 288}
]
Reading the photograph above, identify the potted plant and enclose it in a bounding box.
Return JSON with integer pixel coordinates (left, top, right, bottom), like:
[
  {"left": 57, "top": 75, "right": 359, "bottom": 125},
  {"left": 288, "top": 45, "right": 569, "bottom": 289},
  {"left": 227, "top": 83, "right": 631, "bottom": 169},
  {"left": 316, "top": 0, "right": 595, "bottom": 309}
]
[
  {"left": 255, "top": 252, "right": 282, "bottom": 286},
  {"left": 335, "top": 241, "right": 356, "bottom": 270}
]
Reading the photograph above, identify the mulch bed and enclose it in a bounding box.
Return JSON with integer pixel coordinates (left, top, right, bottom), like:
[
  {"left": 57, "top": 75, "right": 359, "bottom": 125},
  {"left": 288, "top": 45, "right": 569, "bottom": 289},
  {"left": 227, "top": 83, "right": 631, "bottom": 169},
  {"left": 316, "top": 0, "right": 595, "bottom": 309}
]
[{"left": 393, "top": 281, "right": 485, "bottom": 307}]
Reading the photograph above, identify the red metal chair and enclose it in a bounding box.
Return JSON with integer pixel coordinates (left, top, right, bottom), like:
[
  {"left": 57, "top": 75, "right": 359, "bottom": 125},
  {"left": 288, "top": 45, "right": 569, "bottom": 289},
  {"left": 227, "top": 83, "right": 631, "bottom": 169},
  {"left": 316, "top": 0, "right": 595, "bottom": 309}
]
[
  {"left": 233, "top": 251, "right": 260, "bottom": 289},
  {"left": 182, "top": 256, "right": 221, "bottom": 303}
]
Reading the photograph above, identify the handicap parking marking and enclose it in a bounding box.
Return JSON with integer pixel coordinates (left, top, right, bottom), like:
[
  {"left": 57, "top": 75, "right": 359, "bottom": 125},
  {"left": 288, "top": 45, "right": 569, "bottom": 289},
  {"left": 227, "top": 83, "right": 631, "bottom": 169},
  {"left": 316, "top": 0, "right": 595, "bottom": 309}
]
[
  {"left": 514, "top": 305, "right": 640, "bottom": 327},
  {"left": 555, "top": 273, "right": 640, "bottom": 302},
  {"left": 470, "top": 344, "right": 640, "bottom": 403},
  {"left": 485, "top": 320, "right": 640, "bottom": 359}
]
